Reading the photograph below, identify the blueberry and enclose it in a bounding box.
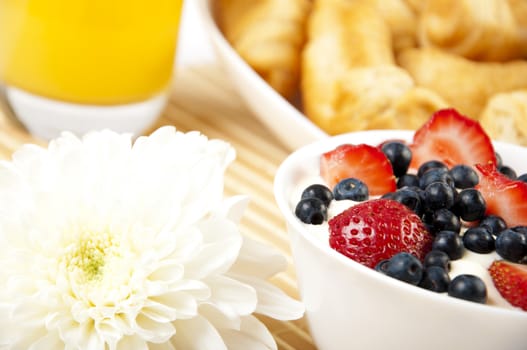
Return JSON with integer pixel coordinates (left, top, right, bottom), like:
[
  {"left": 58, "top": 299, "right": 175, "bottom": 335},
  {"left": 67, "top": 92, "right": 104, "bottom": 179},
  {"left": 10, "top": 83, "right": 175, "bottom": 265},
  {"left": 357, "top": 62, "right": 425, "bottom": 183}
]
[
  {"left": 384, "top": 252, "right": 423, "bottom": 285},
  {"left": 452, "top": 188, "right": 486, "bottom": 222},
  {"left": 462, "top": 226, "right": 495, "bottom": 254},
  {"left": 392, "top": 187, "right": 422, "bottom": 213},
  {"left": 301, "top": 184, "right": 334, "bottom": 207},
  {"left": 295, "top": 198, "right": 327, "bottom": 225},
  {"left": 495, "top": 152, "right": 503, "bottom": 168},
  {"left": 495, "top": 228, "right": 527, "bottom": 262},
  {"left": 333, "top": 178, "right": 369, "bottom": 201},
  {"left": 375, "top": 259, "right": 390, "bottom": 274},
  {"left": 431, "top": 208, "right": 461, "bottom": 234},
  {"left": 479, "top": 215, "right": 507, "bottom": 236},
  {"left": 419, "top": 266, "right": 450, "bottom": 293},
  {"left": 518, "top": 173, "right": 527, "bottom": 183},
  {"left": 419, "top": 169, "right": 455, "bottom": 190},
  {"left": 448, "top": 274, "right": 487, "bottom": 304},
  {"left": 424, "top": 250, "right": 451, "bottom": 271},
  {"left": 381, "top": 141, "right": 412, "bottom": 177},
  {"left": 448, "top": 164, "right": 479, "bottom": 189},
  {"left": 424, "top": 182, "right": 456, "bottom": 210},
  {"left": 417, "top": 160, "right": 448, "bottom": 178},
  {"left": 397, "top": 174, "right": 419, "bottom": 188},
  {"left": 433, "top": 230, "right": 464, "bottom": 260},
  {"left": 381, "top": 192, "right": 396, "bottom": 200},
  {"left": 499, "top": 165, "right": 517, "bottom": 180}
]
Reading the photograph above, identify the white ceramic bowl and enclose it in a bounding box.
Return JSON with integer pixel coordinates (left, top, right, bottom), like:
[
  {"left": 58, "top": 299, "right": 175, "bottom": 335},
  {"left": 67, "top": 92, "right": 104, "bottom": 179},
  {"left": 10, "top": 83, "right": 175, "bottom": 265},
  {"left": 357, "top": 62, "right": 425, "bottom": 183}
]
[
  {"left": 274, "top": 130, "right": 527, "bottom": 350},
  {"left": 195, "top": 0, "right": 327, "bottom": 151}
]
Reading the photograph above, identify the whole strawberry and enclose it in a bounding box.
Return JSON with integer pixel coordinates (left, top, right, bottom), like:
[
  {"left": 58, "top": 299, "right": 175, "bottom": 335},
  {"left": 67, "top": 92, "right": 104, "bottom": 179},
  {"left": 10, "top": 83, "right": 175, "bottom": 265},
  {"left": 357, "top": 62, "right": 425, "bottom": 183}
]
[
  {"left": 329, "top": 198, "right": 433, "bottom": 268},
  {"left": 489, "top": 260, "right": 527, "bottom": 311}
]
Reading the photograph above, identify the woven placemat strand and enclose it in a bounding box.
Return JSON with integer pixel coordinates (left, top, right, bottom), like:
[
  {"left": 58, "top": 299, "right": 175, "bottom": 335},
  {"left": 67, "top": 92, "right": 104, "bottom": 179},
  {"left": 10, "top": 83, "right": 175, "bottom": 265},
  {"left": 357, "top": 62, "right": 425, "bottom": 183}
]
[{"left": 0, "top": 64, "right": 317, "bottom": 350}]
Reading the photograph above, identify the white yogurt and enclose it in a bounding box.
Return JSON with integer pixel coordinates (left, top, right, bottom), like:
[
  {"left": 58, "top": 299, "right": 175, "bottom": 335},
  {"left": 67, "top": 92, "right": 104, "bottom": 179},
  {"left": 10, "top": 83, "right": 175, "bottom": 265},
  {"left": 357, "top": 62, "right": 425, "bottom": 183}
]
[{"left": 292, "top": 175, "right": 519, "bottom": 310}]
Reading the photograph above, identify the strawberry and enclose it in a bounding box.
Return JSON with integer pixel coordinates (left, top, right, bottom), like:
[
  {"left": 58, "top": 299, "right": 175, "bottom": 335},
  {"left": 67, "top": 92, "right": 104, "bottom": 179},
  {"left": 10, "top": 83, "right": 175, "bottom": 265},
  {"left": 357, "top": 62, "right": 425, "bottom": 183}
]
[
  {"left": 489, "top": 260, "right": 527, "bottom": 311},
  {"left": 320, "top": 144, "right": 396, "bottom": 195},
  {"left": 328, "top": 198, "right": 432, "bottom": 268},
  {"left": 409, "top": 108, "right": 496, "bottom": 169},
  {"left": 475, "top": 163, "right": 527, "bottom": 227}
]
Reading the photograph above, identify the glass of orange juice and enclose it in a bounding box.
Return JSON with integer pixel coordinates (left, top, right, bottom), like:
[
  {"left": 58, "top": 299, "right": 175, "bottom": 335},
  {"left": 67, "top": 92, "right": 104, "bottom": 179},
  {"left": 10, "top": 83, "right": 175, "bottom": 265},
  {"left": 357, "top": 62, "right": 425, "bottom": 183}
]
[{"left": 0, "top": 0, "right": 183, "bottom": 139}]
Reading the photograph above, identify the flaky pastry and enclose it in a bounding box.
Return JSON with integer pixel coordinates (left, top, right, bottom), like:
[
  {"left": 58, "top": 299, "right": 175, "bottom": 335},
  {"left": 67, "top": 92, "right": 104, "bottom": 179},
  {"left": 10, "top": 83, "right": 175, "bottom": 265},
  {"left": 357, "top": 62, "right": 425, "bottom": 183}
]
[
  {"left": 215, "top": 0, "right": 311, "bottom": 100},
  {"left": 480, "top": 90, "right": 527, "bottom": 146},
  {"left": 398, "top": 48, "right": 527, "bottom": 119},
  {"left": 418, "top": 0, "right": 526, "bottom": 61},
  {"left": 302, "top": 0, "right": 446, "bottom": 135},
  {"left": 363, "top": 0, "right": 418, "bottom": 53}
]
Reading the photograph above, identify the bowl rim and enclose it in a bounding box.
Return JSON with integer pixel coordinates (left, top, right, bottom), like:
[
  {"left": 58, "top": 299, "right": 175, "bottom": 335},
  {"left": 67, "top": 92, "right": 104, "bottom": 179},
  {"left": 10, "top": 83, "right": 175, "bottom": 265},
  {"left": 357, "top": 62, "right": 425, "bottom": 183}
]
[{"left": 274, "top": 129, "right": 527, "bottom": 319}]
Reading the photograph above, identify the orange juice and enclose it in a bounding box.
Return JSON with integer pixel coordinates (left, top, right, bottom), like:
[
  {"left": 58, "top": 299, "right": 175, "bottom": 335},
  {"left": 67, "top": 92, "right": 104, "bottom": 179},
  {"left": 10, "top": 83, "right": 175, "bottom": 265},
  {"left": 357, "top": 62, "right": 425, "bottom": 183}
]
[{"left": 0, "top": 0, "right": 183, "bottom": 105}]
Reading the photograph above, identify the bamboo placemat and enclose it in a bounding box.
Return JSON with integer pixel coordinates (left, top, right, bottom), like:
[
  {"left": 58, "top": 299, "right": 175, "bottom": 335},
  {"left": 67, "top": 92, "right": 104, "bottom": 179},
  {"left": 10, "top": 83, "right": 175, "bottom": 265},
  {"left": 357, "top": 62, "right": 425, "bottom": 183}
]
[{"left": 0, "top": 63, "right": 317, "bottom": 350}]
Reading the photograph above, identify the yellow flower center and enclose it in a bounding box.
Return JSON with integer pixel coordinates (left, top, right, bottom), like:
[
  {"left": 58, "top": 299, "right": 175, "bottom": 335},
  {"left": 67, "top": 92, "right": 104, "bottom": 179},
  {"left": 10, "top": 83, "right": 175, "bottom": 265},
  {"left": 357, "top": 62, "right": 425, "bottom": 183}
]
[{"left": 64, "top": 230, "right": 121, "bottom": 284}]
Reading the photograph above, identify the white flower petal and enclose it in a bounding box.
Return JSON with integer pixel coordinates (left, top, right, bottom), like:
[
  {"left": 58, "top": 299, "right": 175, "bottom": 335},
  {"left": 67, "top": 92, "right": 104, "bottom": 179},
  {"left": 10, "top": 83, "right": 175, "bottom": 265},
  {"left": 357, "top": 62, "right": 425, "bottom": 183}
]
[
  {"left": 229, "top": 236, "right": 288, "bottom": 279},
  {"left": 219, "top": 315, "right": 277, "bottom": 350},
  {"left": 235, "top": 276, "right": 305, "bottom": 320},
  {"left": 204, "top": 275, "right": 258, "bottom": 319},
  {"left": 172, "top": 316, "right": 227, "bottom": 350}
]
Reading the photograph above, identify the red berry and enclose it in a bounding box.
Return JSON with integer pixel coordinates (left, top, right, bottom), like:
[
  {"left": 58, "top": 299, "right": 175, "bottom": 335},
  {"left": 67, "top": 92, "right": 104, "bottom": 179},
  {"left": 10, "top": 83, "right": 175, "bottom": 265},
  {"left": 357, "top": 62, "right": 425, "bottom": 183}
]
[
  {"left": 320, "top": 144, "right": 396, "bottom": 195},
  {"left": 328, "top": 198, "right": 433, "bottom": 268},
  {"left": 409, "top": 108, "right": 496, "bottom": 169},
  {"left": 475, "top": 163, "right": 527, "bottom": 227},
  {"left": 489, "top": 260, "right": 527, "bottom": 311}
]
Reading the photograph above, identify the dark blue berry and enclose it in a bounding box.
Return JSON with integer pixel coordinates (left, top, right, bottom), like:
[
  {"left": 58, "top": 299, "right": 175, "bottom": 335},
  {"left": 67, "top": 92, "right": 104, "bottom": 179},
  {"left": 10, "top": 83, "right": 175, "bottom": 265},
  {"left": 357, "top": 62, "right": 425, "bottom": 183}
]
[
  {"left": 479, "top": 215, "right": 507, "bottom": 236},
  {"left": 301, "top": 184, "right": 334, "bottom": 206},
  {"left": 495, "top": 152, "right": 503, "bottom": 168},
  {"left": 424, "top": 250, "right": 451, "bottom": 271},
  {"left": 462, "top": 226, "right": 495, "bottom": 254},
  {"left": 397, "top": 174, "right": 419, "bottom": 188},
  {"left": 295, "top": 198, "right": 327, "bottom": 225},
  {"left": 448, "top": 274, "right": 487, "bottom": 304},
  {"left": 333, "top": 178, "right": 369, "bottom": 201},
  {"left": 431, "top": 208, "right": 461, "bottom": 234},
  {"left": 419, "top": 266, "right": 450, "bottom": 293},
  {"left": 381, "top": 192, "right": 396, "bottom": 200},
  {"left": 495, "top": 228, "right": 527, "bottom": 262},
  {"left": 452, "top": 188, "right": 486, "bottom": 222},
  {"left": 381, "top": 141, "right": 412, "bottom": 177},
  {"left": 419, "top": 169, "right": 455, "bottom": 190},
  {"left": 384, "top": 252, "right": 423, "bottom": 285},
  {"left": 499, "top": 165, "right": 517, "bottom": 180},
  {"left": 424, "top": 182, "right": 455, "bottom": 210},
  {"left": 448, "top": 164, "right": 479, "bottom": 189},
  {"left": 417, "top": 160, "right": 448, "bottom": 178},
  {"left": 392, "top": 188, "right": 421, "bottom": 213},
  {"left": 374, "top": 259, "right": 390, "bottom": 273},
  {"left": 433, "top": 230, "right": 464, "bottom": 260},
  {"left": 518, "top": 173, "right": 527, "bottom": 183}
]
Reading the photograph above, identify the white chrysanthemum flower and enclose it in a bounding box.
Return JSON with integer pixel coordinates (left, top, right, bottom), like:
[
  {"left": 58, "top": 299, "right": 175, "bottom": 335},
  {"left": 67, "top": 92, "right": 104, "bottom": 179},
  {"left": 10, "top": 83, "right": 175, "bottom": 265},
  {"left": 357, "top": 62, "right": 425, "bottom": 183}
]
[{"left": 0, "top": 126, "right": 304, "bottom": 350}]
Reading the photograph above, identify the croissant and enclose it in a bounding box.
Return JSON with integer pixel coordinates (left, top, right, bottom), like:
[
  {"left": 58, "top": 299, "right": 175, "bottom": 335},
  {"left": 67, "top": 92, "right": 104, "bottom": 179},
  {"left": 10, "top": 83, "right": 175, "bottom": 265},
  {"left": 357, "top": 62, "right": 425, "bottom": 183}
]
[
  {"left": 302, "top": 0, "right": 447, "bottom": 135},
  {"left": 418, "top": 0, "right": 526, "bottom": 61},
  {"left": 398, "top": 48, "right": 527, "bottom": 118},
  {"left": 215, "top": 0, "right": 311, "bottom": 100},
  {"left": 480, "top": 90, "right": 527, "bottom": 146},
  {"left": 363, "top": 0, "right": 418, "bottom": 53}
]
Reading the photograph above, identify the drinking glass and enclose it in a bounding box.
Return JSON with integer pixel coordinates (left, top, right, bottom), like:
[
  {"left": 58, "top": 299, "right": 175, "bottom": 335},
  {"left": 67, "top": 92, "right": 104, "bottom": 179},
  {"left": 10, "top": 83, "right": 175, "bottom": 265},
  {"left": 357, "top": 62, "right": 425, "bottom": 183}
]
[{"left": 0, "top": 0, "right": 184, "bottom": 139}]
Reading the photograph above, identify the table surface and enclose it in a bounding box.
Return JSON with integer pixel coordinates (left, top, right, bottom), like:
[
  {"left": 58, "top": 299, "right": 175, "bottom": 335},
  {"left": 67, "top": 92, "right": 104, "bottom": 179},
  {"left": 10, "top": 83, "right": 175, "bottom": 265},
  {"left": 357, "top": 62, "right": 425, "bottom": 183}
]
[{"left": 0, "top": 2, "right": 318, "bottom": 349}]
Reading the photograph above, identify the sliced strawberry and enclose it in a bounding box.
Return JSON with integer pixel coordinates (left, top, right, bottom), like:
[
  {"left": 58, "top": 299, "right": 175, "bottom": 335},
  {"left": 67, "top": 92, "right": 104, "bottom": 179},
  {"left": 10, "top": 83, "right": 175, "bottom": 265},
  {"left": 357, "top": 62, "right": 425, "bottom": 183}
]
[
  {"left": 328, "top": 198, "right": 432, "bottom": 268},
  {"left": 320, "top": 144, "right": 396, "bottom": 195},
  {"left": 475, "top": 163, "right": 527, "bottom": 227},
  {"left": 489, "top": 260, "right": 527, "bottom": 311},
  {"left": 409, "top": 108, "right": 496, "bottom": 169}
]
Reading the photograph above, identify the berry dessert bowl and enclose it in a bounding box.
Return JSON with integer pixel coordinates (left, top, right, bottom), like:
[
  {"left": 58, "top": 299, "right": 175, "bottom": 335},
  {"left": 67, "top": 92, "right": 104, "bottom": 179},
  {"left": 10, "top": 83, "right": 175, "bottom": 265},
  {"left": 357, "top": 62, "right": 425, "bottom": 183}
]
[{"left": 274, "top": 109, "right": 527, "bottom": 350}]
